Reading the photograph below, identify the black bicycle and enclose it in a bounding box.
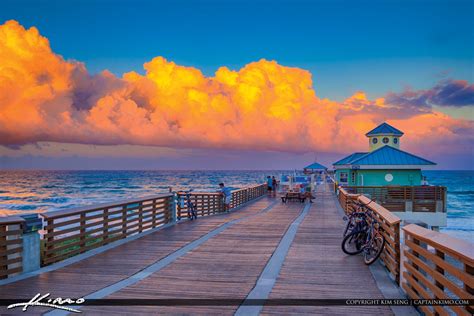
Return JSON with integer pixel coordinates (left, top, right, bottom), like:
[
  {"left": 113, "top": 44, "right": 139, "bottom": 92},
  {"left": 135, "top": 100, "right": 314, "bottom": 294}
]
[
  {"left": 177, "top": 190, "right": 198, "bottom": 220},
  {"left": 342, "top": 199, "right": 373, "bottom": 237},
  {"left": 341, "top": 212, "right": 385, "bottom": 265},
  {"left": 343, "top": 211, "right": 368, "bottom": 237}
]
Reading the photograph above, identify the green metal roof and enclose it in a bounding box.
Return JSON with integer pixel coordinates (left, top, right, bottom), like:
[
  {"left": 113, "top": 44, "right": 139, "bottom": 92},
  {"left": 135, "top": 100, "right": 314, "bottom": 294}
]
[
  {"left": 365, "top": 122, "right": 404, "bottom": 137},
  {"left": 333, "top": 145, "right": 435, "bottom": 166},
  {"left": 304, "top": 162, "right": 327, "bottom": 170},
  {"left": 333, "top": 152, "right": 367, "bottom": 166}
]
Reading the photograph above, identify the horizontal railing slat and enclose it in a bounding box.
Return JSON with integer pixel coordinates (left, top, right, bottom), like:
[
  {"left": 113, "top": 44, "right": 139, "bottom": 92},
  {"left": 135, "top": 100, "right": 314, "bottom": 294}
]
[{"left": 403, "top": 224, "right": 473, "bottom": 315}]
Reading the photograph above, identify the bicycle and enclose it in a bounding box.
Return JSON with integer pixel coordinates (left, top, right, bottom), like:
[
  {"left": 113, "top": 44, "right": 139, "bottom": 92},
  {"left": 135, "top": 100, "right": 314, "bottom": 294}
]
[
  {"left": 177, "top": 189, "right": 198, "bottom": 221},
  {"left": 343, "top": 211, "right": 368, "bottom": 237},
  {"left": 342, "top": 199, "right": 373, "bottom": 237},
  {"left": 341, "top": 212, "right": 386, "bottom": 265}
]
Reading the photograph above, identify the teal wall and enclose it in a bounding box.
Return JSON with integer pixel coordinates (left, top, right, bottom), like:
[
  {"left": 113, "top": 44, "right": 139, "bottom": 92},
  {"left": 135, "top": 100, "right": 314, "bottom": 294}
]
[{"left": 335, "top": 169, "right": 422, "bottom": 186}]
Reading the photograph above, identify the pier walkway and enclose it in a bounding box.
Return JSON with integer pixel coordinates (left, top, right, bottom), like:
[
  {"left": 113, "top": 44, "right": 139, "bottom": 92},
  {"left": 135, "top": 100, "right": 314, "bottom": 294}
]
[{"left": 1, "top": 184, "right": 401, "bottom": 315}]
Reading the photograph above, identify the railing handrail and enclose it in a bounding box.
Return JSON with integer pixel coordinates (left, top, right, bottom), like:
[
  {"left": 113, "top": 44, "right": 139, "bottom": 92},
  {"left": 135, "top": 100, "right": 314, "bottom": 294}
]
[
  {"left": 0, "top": 216, "right": 25, "bottom": 225},
  {"left": 176, "top": 183, "right": 266, "bottom": 196},
  {"left": 177, "top": 192, "right": 222, "bottom": 196},
  {"left": 338, "top": 187, "right": 350, "bottom": 196},
  {"left": 342, "top": 185, "right": 447, "bottom": 189},
  {"left": 403, "top": 224, "right": 474, "bottom": 264},
  {"left": 41, "top": 193, "right": 174, "bottom": 219},
  {"left": 358, "top": 195, "right": 401, "bottom": 225}
]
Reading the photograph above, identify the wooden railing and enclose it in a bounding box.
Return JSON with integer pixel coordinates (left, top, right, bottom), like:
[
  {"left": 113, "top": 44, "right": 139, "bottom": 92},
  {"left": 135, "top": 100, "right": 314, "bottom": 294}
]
[
  {"left": 359, "top": 195, "right": 401, "bottom": 284},
  {"left": 35, "top": 183, "right": 266, "bottom": 267},
  {"left": 177, "top": 193, "right": 223, "bottom": 218},
  {"left": 338, "top": 187, "right": 359, "bottom": 212},
  {"left": 231, "top": 184, "right": 266, "bottom": 209},
  {"left": 403, "top": 224, "right": 473, "bottom": 315},
  {"left": 176, "top": 184, "right": 266, "bottom": 218},
  {"left": 337, "top": 187, "right": 402, "bottom": 283},
  {"left": 41, "top": 194, "right": 173, "bottom": 266},
  {"left": 0, "top": 217, "right": 24, "bottom": 279},
  {"left": 343, "top": 185, "right": 446, "bottom": 213}
]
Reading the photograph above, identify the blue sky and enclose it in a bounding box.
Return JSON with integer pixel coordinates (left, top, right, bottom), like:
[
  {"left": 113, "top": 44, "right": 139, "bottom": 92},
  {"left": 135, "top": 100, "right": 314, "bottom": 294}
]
[
  {"left": 0, "top": 0, "right": 472, "bottom": 170},
  {"left": 2, "top": 0, "right": 472, "bottom": 101}
]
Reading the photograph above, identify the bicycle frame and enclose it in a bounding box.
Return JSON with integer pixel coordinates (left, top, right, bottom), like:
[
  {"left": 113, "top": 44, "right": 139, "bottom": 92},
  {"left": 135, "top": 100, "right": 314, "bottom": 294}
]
[{"left": 177, "top": 190, "right": 198, "bottom": 220}]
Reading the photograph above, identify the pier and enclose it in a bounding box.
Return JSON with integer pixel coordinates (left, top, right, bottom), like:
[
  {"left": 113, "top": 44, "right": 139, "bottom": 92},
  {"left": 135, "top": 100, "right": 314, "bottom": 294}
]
[{"left": 0, "top": 181, "right": 472, "bottom": 315}]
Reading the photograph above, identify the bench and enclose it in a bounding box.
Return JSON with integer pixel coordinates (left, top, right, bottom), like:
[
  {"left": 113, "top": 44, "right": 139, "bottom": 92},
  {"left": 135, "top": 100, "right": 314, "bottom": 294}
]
[{"left": 281, "top": 192, "right": 305, "bottom": 203}]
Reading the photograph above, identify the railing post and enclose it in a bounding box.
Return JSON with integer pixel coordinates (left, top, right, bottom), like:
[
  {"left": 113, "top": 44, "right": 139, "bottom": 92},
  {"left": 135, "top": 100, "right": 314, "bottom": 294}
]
[
  {"left": 434, "top": 250, "right": 445, "bottom": 295},
  {"left": 138, "top": 202, "right": 143, "bottom": 233},
  {"left": 121, "top": 205, "right": 127, "bottom": 238},
  {"left": 443, "top": 187, "right": 447, "bottom": 213},
  {"left": 465, "top": 263, "right": 474, "bottom": 314},
  {"left": 394, "top": 221, "right": 401, "bottom": 285},
  {"left": 79, "top": 213, "right": 86, "bottom": 253},
  {"left": 0, "top": 225, "right": 7, "bottom": 278},
  {"left": 411, "top": 237, "right": 421, "bottom": 296},
  {"left": 171, "top": 194, "right": 177, "bottom": 223},
  {"left": 44, "top": 219, "right": 54, "bottom": 266},
  {"left": 103, "top": 208, "right": 109, "bottom": 244},
  {"left": 177, "top": 193, "right": 183, "bottom": 219},
  {"left": 152, "top": 199, "right": 157, "bottom": 227}
]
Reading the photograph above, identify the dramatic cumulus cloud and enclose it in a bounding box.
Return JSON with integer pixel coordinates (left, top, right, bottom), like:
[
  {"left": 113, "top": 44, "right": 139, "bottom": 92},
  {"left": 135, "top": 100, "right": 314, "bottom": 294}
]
[{"left": 0, "top": 20, "right": 473, "bottom": 155}]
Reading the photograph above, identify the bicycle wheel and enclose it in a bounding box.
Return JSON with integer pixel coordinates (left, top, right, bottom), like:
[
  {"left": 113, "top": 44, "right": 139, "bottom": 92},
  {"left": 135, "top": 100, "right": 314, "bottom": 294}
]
[
  {"left": 363, "top": 234, "right": 385, "bottom": 265},
  {"left": 341, "top": 230, "right": 367, "bottom": 255}
]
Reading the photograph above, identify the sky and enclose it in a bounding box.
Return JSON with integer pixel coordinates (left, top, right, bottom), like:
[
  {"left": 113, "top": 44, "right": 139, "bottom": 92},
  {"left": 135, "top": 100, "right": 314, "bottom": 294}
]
[{"left": 0, "top": 0, "right": 473, "bottom": 170}]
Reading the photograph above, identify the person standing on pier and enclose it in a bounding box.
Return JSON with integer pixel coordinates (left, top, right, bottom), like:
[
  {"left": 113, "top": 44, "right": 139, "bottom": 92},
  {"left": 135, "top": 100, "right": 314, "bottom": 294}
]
[
  {"left": 272, "top": 176, "right": 278, "bottom": 197},
  {"left": 267, "top": 176, "right": 274, "bottom": 197},
  {"left": 219, "top": 183, "right": 232, "bottom": 212}
]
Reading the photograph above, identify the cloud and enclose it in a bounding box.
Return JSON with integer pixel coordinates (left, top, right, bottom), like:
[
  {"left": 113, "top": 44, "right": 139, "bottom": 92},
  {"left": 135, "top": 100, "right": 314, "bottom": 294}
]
[
  {"left": 0, "top": 20, "right": 473, "bottom": 156},
  {"left": 386, "top": 79, "right": 474, "bottom": 108}
]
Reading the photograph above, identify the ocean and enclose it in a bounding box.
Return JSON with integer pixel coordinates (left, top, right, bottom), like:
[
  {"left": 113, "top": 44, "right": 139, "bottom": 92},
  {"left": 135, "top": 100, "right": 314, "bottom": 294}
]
[
  {"left": 0, "top": 170, "right": 472, "bottom": 242},
  {"left": 423, "top": 170, "right": 473, "bottom": 242}
]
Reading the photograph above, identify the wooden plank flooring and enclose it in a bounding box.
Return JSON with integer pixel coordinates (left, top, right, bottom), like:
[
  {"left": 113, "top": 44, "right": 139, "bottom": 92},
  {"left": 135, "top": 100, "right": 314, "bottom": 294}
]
[
  {"left": 0, "top": 198, "right": 273, "bottom": 315},
  {"left": 81, "top": 202, "right": 304, "bottom": 315},
  {"left": 0, "top": 186, "right": 396, "bottom": 316},
  {"left": 261, "top": 184, "right": 393, "bottom": 315}
]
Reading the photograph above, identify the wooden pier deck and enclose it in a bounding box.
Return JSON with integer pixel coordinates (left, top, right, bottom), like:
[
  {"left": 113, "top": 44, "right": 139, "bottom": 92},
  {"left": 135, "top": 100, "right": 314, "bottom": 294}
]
[{"left": 0, "top": 184, "right": 399, "bottom": 315}]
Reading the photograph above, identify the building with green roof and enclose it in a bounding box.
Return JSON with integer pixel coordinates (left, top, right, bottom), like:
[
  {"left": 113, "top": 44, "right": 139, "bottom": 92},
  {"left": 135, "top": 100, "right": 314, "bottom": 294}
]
[
  {"left": 303, "top": 162, "right": 327, "bottom": 174},
  {"left": 333, "top": 122, "right": 435, "bottom": 186}
]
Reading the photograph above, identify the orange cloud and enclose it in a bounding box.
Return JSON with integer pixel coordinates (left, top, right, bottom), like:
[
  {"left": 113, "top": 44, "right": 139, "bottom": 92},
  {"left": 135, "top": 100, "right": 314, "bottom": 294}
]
[{"left": 0, "top": 20, "right": 472, "bottom": 156}]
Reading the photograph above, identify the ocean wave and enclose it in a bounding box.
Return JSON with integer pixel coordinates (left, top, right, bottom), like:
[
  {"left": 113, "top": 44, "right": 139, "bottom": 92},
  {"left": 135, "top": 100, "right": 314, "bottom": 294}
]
[
  {"left": 42, "top": 197, "right": 70, "bottom": 203},
  {"left": 448, "top": 190, "right": 474, "bottom": 195},
  {"left": 0, "top": 204, "right": 39, "bottom": 210},
  {"left": 0, "top": 196, "right": 16, "bottom": 201}
]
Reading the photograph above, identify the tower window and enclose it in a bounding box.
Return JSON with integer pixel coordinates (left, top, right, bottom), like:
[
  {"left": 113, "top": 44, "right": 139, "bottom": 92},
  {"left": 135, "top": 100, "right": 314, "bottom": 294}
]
[
  {"left": 393, "top": 138, "right": 398, "bottom": 144},
  {"left": 372, "top": 138, "right": 378, "bottom": 144},
  {"left": 383, "top": 137, "right": 389, "bottom": 144}
]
